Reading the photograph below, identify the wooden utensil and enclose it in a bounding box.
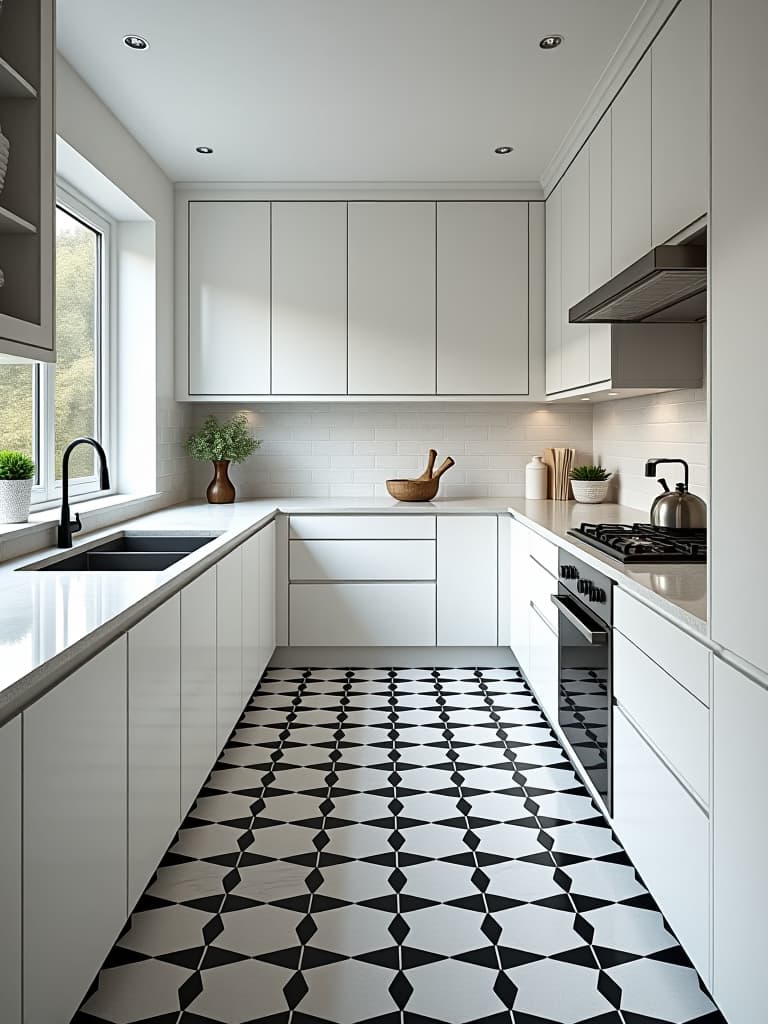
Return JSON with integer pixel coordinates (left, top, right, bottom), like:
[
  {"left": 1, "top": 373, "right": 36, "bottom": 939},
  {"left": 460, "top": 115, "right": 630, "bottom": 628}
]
[{"left": 386, "top": 452, "right": 455, "bottom": 502}]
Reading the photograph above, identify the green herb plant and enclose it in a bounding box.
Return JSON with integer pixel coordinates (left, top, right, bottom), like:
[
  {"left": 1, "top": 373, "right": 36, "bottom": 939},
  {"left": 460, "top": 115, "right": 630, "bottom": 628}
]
[
  {"left": 0, "top": 450, "right": 35, "bottom": 480},
  {"left": 185, "top": 414, "right": 261, "bottom": 464},
  {"left": 571, "top": 464, "right": 610, "bottom": 482}
]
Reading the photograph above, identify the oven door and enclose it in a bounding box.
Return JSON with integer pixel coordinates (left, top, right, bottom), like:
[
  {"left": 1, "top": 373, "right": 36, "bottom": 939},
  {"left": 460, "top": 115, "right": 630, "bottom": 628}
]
[{"left": 552, "top": 588, "right": 613, "bottom": 813}]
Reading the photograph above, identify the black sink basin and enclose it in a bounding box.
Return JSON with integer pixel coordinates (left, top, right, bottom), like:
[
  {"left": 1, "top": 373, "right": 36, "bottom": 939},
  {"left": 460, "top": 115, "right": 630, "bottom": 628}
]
[{"left": 26, "top": 533, "right": 219, "bottom": 572}]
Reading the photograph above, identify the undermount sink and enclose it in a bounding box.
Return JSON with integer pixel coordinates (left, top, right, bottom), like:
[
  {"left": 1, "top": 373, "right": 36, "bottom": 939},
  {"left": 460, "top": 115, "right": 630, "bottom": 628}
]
[{"left": 21, "top": 533, "right": 220, "bottom": 572}]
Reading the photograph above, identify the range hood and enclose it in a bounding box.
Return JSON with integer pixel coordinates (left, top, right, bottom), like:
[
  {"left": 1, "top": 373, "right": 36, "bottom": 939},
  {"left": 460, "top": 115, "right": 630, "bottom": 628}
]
[{"left": 569, "top": 244, "right": 707, "bottom": 324}]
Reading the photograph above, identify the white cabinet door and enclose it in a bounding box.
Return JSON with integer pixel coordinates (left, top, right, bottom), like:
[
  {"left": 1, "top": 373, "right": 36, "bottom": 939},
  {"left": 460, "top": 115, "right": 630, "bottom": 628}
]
[
  {"left": 713, "top": 658, "right": 768, "bottom": 1023},
  {"left": 272, "top": 201, "right": 347, "bottom": 394},
  {"left": 588, "top": 113, "right": 612, "bottom": 383},
  {"left": 291, "top": 539, "right": 436, "bottom": 582},
  {"left": 710, "top": 0, "right": 768, "bottom": 676},
  {"left": 181, "top": 569, "right": 218, "bottom": 816},
  {"left": 259, "top": 522, "right": 276, "bottom": 676},
  {"left": 437, "top": 202, "right": 528, "bottom": 395},
  {"left": 290, "top": 515, "right": 436, "bottom": 540},
  {"left": 348, "top": 202, "right": 436, "bottom": 394},
  {"left": 188, "top": 201, "right": 270, "bottom": 395},
  {"left": 242, "top": 530, "right": 262, "bottom": 698},
  {"left": 545, "top": 183, "right": 563, "bottom": 394},
  {"left": 0, "top": 716, "right": 21, "bottom": 1024},
  {"left": 613, "top": 707, "right": 710, "bottom": 981},
  {"left": 651, "top": 0, "right": 709, "bottom": 245},
  {"left": 437, "top": 516, "right": 497, "bottom": 645},
  {"left": 509, "top": 518, "right": 530, "bottom": 677},
  {"left": 528, "top": 604, "right": 558, "bottom": 725},
  {"left": 24, "top": 639, "right": 128, "bottom": 1024},
  {"left": 217, "top": 547, "right": 244, "bottom": 745},
  {"left": 291, "top": 583, "right": 436, "bottom": 646},
  {"left": 612, "top": 53, "right": 652, "bottom": 274},
  {"left": 561, "top": 148, "right": 591, "bottom": 391},
  {"left": 128, "top": 597, "right": 181, "bottom": 908}
]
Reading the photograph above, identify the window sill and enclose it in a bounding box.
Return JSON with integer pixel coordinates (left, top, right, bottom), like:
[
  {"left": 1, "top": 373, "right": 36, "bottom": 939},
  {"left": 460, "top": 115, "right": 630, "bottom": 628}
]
[{"left": 0, "top": 492, "right": 161, "bottom": 540}]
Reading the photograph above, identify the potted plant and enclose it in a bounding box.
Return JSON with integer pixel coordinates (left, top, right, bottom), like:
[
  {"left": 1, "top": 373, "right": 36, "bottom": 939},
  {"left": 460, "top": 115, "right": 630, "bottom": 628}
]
[
  {"left": 571, "top": 464, "right": 611, "bottom": 504},
  {"left": 0, "top": 450, "right": 35, "bottom": 523},
  {"left": 185, "top": 413, "right": 261, "bottom": 503}
]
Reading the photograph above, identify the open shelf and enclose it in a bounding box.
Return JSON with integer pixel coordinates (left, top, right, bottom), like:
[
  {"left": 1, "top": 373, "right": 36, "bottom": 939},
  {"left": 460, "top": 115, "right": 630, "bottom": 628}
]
[
  {"left": 0, "top": 56, "right": 37, "bottom": 99},
  {"left": 0, "top": 205, "right": 37, "bottom": 234}
]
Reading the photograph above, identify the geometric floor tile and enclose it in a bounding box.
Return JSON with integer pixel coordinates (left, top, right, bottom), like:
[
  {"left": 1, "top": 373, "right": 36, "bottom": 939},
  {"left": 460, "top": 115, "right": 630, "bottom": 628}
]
[{"left": 76, "top": 664, "right": 725, "bottom": 1024}]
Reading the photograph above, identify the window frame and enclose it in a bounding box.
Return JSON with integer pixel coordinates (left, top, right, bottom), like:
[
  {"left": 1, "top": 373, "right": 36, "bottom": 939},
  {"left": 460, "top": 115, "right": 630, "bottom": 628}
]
[{"left": 30, "top": 183, "right": 116, "bottom": 509}]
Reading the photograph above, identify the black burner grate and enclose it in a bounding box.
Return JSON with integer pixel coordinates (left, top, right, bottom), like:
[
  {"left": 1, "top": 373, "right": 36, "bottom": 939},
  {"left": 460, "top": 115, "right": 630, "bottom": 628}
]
[{"left": 567, "top": 522, "right": 707, "bottom": 564}]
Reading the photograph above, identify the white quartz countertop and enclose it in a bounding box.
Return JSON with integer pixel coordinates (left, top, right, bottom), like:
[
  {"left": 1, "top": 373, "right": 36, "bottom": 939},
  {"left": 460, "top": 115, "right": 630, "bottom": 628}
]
[{"left": 0, "top": 495, "right": 707, "bottom": 726}]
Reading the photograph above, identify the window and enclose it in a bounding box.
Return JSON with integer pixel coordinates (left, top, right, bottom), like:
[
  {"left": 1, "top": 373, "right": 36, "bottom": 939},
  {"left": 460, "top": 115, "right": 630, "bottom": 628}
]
[{"left": 0, "top": 186, "right": 113, "bottom": 507}]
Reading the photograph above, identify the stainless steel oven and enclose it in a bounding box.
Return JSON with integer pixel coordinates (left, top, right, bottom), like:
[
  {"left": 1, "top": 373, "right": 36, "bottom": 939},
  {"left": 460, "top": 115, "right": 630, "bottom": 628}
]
[{"left": 552, "top": 552, "right": 614, "bottom": 813}]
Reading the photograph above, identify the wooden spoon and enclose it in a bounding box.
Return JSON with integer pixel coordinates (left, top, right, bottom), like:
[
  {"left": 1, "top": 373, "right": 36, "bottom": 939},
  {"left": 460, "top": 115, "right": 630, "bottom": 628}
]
[
  {"left": 417, "top": 449, "right": 438, "bottom": 481},
  {"left": 431, "top": 457, "right": 455, "bottom": 480}
]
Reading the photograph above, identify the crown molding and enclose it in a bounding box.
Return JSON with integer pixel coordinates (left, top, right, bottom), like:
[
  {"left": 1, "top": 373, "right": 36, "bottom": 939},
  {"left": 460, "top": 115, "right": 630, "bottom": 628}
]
[
  {"left": 540, "top": 0, "right": 680, "bottom": 197},
  {"left": 174, "top": 180, "right": 545, "bottom": 201}
]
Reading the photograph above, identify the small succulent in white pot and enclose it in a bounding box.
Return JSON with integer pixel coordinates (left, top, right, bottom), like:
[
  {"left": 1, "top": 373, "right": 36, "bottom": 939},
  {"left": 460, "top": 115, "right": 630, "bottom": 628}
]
[
  {"left": 0, "top": 451, "right": 36, "bottom": 523},
  {"left": 570, "top": 464, "right": 611, "bottom": 504}
]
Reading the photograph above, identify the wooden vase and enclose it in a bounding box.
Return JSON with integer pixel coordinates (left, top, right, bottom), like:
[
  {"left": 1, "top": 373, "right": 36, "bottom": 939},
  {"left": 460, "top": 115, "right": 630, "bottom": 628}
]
[{"left": 206, "top": 460, "right": 236, "bottom": 504}]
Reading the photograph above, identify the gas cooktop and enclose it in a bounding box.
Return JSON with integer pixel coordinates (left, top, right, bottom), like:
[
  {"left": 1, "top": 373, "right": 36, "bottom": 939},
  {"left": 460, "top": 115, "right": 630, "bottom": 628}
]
[{"left": 567, "top": 522, "right": 707, "bottom": 564}]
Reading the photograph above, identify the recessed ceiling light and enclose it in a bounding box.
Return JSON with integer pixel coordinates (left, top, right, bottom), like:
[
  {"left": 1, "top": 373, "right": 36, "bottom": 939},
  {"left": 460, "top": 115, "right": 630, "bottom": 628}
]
[
  {"left": 123, "top": 34, "right": 149, "bottom": 50},
  {"left": 539, "top": 34, "right": 564, "bottom": 50},
  {"left": 196, "top": 146, "right": 214, "bottom": 154},
  {"left": 608, "top": 392, "right": 618, "bottom": 396},
  {"left": 494, "top": 146, "right": 513, "bottom": 155},
  {"left": 581, "top": 397, "right": 590, "bottom": 401}
]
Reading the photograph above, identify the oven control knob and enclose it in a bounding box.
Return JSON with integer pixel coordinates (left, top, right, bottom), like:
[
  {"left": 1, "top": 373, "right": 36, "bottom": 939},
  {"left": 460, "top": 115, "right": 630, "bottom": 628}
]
[{"left": 577, "top": 579, "right": 587, "bottom": 594}]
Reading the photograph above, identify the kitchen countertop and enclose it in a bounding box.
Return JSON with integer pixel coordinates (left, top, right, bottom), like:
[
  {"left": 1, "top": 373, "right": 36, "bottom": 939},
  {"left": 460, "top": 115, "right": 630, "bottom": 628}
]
[{"left": 0, "top": 496, "right": 707, "bottom": 726}]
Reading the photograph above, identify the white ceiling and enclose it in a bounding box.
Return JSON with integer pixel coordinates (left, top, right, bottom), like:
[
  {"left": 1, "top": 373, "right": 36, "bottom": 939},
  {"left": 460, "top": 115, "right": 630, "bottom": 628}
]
[{"left": 57, "top": 0, "right": 645, "bottom": 184}]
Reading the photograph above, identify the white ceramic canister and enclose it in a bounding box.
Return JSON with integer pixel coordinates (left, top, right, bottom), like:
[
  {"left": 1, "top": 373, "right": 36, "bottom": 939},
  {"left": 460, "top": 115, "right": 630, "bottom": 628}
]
[{"left": 525, "top": 456, "right": 548, "bottom": 500}]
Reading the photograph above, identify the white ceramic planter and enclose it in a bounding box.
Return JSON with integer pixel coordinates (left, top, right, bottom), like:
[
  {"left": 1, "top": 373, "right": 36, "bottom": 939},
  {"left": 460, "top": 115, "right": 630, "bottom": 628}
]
[
  {"left": 0, "top": 478, "right": 33, "bottom": 523},
  {"left": 571, "top": 479, "right": 610, "bottom": 504}
]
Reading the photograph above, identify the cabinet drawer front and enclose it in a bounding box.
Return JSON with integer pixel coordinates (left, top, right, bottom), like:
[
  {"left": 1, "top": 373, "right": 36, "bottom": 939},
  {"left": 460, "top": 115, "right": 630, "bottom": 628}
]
[
  {"left": 290, "top": 583, "right": 436, "bottom": 645},
  {"left": 290, "top": 539, "right": 435, "bottom": 581},
  {"left": 614, "top": 589, "right": 709, "bottom": 705},
  {"left": 613, "top": 709, "right": 710, "bottom": 980},
  {"left": 614, "top": 631, "right": 708, "bottom": 803},
  {"left": 289, "top": 515, "right": 436, "bottom": 540},
  {"left": 527, "top": 528, "right": 558, "bottom": 577},
  {"left": 529, "top": 555, "right": 557, "bottom": 631}
]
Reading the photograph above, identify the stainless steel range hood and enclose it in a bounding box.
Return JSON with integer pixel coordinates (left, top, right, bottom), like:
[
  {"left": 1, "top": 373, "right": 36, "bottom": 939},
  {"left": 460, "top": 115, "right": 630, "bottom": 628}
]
[{"left": 569, "top": 245, "right": 707, "bottom": 324}]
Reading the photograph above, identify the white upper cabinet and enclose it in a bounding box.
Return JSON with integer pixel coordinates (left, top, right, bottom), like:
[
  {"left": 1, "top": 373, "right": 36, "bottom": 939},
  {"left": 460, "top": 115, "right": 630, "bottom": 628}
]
[
  {"left": 588, "top": 113, "right": 612, "bottom": 384},
  {"left": 545, "top": 182, "right": 563, "bottom": 394},
  {"left": 710, "top": 0, "right": 767, "bottom": 676},
  {"left": 561, "top": 147, "right": 591, "bottom": 391},
  {"left": 188, "top": 201, "right": 271, "bottom": 395},
  {"left": 651, "top": 0, "right": 709, "bottom": 245},
  {"left": 611, "top": 53, "right": 652, "bottom": 274},
  {"left": 272, "top": 202, "right": 347, "bottom": 395},
  {"left": 437, "top": 202, "right": 528, "bottom": 395},
  {"left": 348, "top": 201, "right": 436, "bottom": 395}
]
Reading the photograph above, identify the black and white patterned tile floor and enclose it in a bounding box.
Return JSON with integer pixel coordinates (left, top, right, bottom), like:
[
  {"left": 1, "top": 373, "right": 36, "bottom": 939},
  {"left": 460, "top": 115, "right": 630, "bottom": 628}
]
[{"left": 74, "top": 667, "right": 725, "bottom": 1024}]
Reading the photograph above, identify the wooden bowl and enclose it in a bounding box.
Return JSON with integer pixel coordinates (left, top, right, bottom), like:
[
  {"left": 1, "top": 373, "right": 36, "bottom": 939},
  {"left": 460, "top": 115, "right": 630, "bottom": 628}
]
[{"left": 386, "top": 477, "right": 440, "bottom": 502}]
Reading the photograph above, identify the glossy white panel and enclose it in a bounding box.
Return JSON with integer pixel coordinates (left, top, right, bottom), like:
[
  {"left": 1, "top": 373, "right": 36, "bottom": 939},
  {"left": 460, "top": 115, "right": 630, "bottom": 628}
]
[
  {"left": 128, "top": 597, "right": 181, "bottom": 908},
  {"left": 291, "top": 539, "right": 436, "bottom": 582},
  {"left": 545, "top": 182, "right": 563, "bottom": 394},
  {"left": 216, "top": 547, "right": 243, "bottom": 745},
  {"left": 528, "top": 603, "right": 558, "bottom": 724},
  {"left": 0, "top": 715, "right": 21, "bottom": 1024},
  {"left": 290, "top": 582, "right": 436, "bottom": 646},
  {"left": 509, "top": 516, "right": 531, "bottom": 676},
  {"left": 289, "top": 515, "right": 436, "bottom": 540},
  {"left": 611, "top": 53, "right": 651, "bottom": 274},
  {"left": 561, "top": 147, "right": 591, "bottom": 391},
  {"left": 437, "top": 517, "right": 497, "bottom": 645},
  {"left": 180, "top": 569, "right": 217, "bottom": 816},
  {"left": 24, "top": 638, "right": 128, "bottom": 1024},
  {"left": 242, "top": 530, "right": 262, "bottom": 697}
]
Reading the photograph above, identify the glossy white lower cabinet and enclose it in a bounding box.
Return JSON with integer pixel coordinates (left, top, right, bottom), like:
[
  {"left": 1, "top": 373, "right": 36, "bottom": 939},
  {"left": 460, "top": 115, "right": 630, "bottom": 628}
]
[
  {"left": 291, "top": 582, "right": 436, "bottom": 645},
  {"left": 128, "top": 597, "right": 182, "bottom": 909},
  {"left": 613, "top": 708, "right": 710, "bottom": 981},
  {"left": 242, "top": 530, "right": 262, "bottom": 698},
  {"left": 509, "top": 518, "right": 531, "bottom": 677},
  {"left": 712, "top": 658, "right": 768, "bottom": 1024},
  {"left": 181, "top": 569, "right": 218, "bottom": 816},
  {"left": 24, "top": 638, "right": 128, "bottom": 1024},
  {"left": 528, "top": 604, "right": 558, "bottom": 725},
  {"left": 437, "top": 516, "right": 497, "bottom": 645},
  {"left": 0, "top": 716, "right": 21, "bottom": 1024},
  {"left": 291, "top": 538, "right": 436, "bottom": 582},
  {"left": 217, "top": 547, "right": 244, "bottom": 745},
  {"left": 259, "top": 522, "right": 277, "bottom": 675}
]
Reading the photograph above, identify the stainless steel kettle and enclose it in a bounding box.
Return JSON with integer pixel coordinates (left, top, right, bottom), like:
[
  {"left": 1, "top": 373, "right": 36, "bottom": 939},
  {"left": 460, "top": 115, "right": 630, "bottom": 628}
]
[{"left": 644, "top": 459, "right": 707, "bottom": 529}]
